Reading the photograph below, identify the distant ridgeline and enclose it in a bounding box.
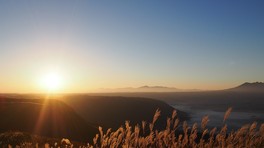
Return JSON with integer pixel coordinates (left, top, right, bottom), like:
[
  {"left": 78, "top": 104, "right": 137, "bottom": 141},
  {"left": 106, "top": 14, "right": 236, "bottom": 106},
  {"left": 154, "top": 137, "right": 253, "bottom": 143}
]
[{"left": 230, "top": 82, "right": 264, "bottom": 92}]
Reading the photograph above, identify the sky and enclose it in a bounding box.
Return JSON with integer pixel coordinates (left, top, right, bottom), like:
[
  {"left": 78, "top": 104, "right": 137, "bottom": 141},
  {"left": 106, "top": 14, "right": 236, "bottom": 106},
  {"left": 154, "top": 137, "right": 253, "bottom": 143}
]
[{"left": 0, "top": 0, "right": 264, "bottom": 93}]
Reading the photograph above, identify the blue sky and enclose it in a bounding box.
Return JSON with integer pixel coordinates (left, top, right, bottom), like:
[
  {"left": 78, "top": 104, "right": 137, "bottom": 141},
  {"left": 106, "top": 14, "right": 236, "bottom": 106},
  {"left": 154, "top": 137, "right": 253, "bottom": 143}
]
[{"left": 0, "top": 0, "right": 263, "bottom": 92}]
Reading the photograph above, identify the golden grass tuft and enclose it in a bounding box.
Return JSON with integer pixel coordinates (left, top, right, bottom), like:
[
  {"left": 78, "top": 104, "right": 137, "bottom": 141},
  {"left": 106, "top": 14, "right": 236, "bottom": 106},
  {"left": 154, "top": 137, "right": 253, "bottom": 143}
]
[
  {"left": 4, "top": 108, "right": 264, "bottom": 148},
  {"left": 83, "top": 108, "right": 263, "bottom": 148}
]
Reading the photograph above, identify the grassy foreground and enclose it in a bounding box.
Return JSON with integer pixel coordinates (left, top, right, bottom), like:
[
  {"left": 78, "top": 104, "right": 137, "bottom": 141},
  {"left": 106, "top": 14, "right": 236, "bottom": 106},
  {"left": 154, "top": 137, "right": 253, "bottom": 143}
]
[{"left": 1, "top": 108, "right": 264, "bottom": 148}]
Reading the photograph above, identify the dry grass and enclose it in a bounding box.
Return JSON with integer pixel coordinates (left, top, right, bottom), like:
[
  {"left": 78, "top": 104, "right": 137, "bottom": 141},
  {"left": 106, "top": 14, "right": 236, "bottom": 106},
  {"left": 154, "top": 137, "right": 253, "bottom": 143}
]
[
  {"left": 89, "top": 108, "right": 264, "bottom": 148},
  {"left": 3, "top": 108, "right": 264, "bottom": 148}
]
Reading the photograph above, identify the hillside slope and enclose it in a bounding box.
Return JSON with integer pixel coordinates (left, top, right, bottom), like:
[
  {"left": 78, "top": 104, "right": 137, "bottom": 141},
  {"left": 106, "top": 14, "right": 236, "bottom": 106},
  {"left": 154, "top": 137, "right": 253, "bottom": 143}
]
[
  {"left": 60, "top": 95, "right": 189, "bottom": 130},
  {"left": 0, "top": 97, "right": 97, "bottom": 142}
]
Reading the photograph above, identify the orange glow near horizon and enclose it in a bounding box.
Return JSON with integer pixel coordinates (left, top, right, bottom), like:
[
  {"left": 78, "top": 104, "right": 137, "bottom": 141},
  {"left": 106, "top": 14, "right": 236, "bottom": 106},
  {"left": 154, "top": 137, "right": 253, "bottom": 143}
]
[{"left": 0, "top": 1, "right": 264, "bottom": 94}]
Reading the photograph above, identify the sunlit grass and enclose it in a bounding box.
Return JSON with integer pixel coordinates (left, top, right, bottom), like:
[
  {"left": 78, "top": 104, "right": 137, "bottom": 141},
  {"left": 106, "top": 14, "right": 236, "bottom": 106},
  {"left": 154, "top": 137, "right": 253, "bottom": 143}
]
[{"left": 1, "top": 108, "right": 264, "bottom": 147}]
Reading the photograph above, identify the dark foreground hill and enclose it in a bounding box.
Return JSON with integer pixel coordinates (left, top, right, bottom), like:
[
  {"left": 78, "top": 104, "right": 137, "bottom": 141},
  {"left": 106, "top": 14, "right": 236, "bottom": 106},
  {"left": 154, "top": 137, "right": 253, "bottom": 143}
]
[
  {"left": 0, "top": 94, "right": 189, "bottom": 141},
  {"left": 60, "top": 95, "right": 189, "bottom": 130},
  {"left": 0, "top": 131, "right": 87, "bottom": 147},
  {"left": 0, "top": 97, "right": 97, "bottom": 142}
]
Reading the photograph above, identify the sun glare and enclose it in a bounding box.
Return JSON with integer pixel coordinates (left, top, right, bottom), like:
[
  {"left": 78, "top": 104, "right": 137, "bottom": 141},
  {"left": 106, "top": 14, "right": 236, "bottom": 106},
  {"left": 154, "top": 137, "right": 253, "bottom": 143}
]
[{"left": 41, "top": 72, "right": 61, "bottom": 92}]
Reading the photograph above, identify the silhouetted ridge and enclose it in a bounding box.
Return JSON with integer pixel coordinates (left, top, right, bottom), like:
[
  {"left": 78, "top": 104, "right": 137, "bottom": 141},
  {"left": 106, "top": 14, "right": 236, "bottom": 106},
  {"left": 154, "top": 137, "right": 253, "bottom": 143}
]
[
  {"left": 239, "top": 82, "right": 264, "bottom": 88},
  {"left": 139, "top": 85, "right": 175, "bottom": 89},
  {"left": 230, "top": 82, "right": 264, "bottom": 92}
]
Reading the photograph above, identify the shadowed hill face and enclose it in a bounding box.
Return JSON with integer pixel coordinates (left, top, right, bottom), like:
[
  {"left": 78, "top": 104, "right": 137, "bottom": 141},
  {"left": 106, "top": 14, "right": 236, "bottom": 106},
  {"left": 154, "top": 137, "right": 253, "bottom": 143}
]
[
  {"left": 0, "top": 97, "right": 97, "bottom": 142},
  {"left": 61, "top": 95, "right": 189, "bottom": 130}
]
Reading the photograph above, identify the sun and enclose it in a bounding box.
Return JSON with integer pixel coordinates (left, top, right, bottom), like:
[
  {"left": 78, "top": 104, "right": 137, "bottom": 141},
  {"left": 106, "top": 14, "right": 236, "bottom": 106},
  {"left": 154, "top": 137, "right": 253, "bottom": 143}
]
[{"left": 41, "top": 72, "right": 61, "bottom": 92}]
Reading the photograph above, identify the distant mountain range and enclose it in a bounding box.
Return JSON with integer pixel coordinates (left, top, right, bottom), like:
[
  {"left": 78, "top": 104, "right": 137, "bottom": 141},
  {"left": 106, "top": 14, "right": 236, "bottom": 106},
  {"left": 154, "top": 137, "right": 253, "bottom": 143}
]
[
  {"left": 97, "top": 85, "right": 200, "bottom": 92},
  {"left": 229, "top": 82, "right": 264, "bottom": 92},
  {"left": 96, "top": 82, "right": 264, "bottom": 93}
]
